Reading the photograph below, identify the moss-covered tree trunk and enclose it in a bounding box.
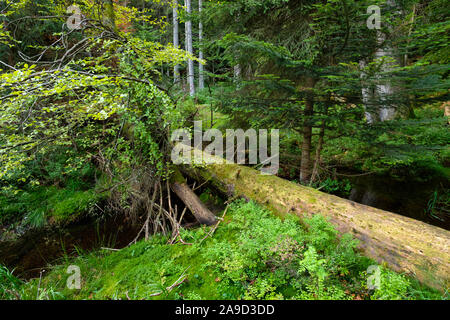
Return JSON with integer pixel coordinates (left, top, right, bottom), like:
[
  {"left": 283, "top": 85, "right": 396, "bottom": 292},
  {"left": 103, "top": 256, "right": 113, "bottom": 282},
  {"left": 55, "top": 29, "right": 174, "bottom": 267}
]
[{"left": 178, "top": 146, "right": 450, "bottom": 291}]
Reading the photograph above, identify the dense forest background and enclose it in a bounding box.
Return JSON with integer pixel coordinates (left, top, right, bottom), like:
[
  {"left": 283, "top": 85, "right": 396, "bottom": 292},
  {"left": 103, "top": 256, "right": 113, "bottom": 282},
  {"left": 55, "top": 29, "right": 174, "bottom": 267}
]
[{"left": 0, "top": 0, "right": 449, "bottom": 300}]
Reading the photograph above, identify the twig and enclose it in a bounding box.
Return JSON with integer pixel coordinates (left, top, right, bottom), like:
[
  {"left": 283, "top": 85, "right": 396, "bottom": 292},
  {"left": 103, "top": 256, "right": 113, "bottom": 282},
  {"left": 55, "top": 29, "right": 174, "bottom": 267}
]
[
  {"left": 169, "top": 205, "right": 192, "bottom": 245},
  {"left": 192, "top": 179, "right": 210, "bottom": 191},
  {"left": 36, "top": 269, "right": 45, "bottom": 300},
  {"left": 0, "top": 60, "right": 17, "bottom": 70},
  {"left": 199, "top": 205, "right": 228, "bottom": 244},
  {"left": 127, "top": 181, "right": 159, "bottom": 246},
  {"left": 100, "top": 247, "right": 120, "bottom": 252},
  {"left": 148, "top": 266, "right": 190, "bottom": 297}
]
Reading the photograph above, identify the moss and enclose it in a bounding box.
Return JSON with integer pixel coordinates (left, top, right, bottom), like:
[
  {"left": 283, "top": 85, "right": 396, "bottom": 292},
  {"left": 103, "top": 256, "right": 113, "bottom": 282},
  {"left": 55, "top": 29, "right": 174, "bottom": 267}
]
[
  {"left": 188, "top": 157, "right": 450, "bottom": 292},
  {"left": 170, "top": 167, "right": 187, "bottom": 184},
  {"left": 50, "top": 189, "right": 100, "bottom": 222},
  {"left": 0, "top": 184, "right": 106, "bottom": 228},
  {"left": 17, "top": 200, "right": 445, "bottom": 300},
  {"left": 308, "top": 196, "right": 317, "bottom": 204}
]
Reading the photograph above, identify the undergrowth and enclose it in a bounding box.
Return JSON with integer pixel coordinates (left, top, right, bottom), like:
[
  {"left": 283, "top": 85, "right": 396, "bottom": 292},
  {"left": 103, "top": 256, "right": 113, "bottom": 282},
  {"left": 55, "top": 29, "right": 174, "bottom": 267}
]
[
  {"left": 0, "top": 149, "right": 107, "bottom": 234},
  {"left": 1, "top": 200, "right": 445, "bottom": 300}
]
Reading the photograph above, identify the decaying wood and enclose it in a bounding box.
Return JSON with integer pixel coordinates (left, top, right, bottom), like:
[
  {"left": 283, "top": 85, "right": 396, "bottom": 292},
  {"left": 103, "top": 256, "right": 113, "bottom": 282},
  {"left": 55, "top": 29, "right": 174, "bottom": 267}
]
[
  {"left": 171, "top": 182, "right": 217, "bottom": 226},
  {"left": 178, "top": 145, "right": 450, "bottom": 291},
  {"left": 170, "top": 168, "right": 217, "bottom": 226}
]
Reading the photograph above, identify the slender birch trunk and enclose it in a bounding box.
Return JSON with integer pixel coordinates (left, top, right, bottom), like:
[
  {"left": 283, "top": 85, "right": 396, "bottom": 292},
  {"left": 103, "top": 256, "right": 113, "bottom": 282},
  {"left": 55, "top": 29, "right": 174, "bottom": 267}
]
[
  {"left": 173, "top": 0, "right": 180, "bottom": 84},
  {"left": 361, "top": 0, "right": 402, "bottom": 122},
  {"left": 198, "top": 0, "right": 204, "bottom": 90},
  {"left": 233, "top": 64, "right": 241, "bottom": 81},
  {"left": 184, "top": 0, "right": 195, "bottom": 96}
]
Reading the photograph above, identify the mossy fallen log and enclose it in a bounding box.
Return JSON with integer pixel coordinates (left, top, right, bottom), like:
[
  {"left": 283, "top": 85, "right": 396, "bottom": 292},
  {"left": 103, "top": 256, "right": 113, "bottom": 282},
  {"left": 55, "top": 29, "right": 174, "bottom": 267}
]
[{"left": 177, "top": 145, "right": 450, "bottom": 291}]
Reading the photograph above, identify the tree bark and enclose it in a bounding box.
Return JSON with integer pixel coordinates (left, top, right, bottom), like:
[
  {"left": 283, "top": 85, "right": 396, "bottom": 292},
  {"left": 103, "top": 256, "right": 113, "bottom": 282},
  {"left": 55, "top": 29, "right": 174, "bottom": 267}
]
[
  {"left": 233, "top": 64, "right": 241, "bottom": 82},
  {"left": 171, "top": 168, "right": 216, "bottom": 225},
  {"left": 299, "top": 78, "right": 316, "bottom": 184},
  {"left": 184, "top": 0, "right": 195, "bottom": 96},
  {"left": 300, "top": 98, "right": 313, "bottom": 183},
  {"left": 178, "top": 145, "right": 450, "bottom": 291},
  {"left": 198, "top": 0, "right": 204, "bottom": 90},
  {"left": 309, "top": 122, "right": 325, "bottom": 186},
  {"left": 173, "top": 0, "right": 180, "bottom": 84},
  {"left": 171, "top": 182, "right": 216, "bottom": 225},
  {"left": 361, "top": 0, "right": 403, "bottom": 122},
  {"left": 105, "top": 0, "right": 118, "bottom": 32}
]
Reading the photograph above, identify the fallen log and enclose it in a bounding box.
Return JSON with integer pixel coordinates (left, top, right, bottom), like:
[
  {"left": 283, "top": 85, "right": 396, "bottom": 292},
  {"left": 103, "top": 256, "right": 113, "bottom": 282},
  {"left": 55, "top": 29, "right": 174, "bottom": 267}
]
[
  {"left": 170, "top": 168, "right": 217, "bottom": 226},
  {"left": 177, "top": 145, "right": 450, "bottom": 291}
]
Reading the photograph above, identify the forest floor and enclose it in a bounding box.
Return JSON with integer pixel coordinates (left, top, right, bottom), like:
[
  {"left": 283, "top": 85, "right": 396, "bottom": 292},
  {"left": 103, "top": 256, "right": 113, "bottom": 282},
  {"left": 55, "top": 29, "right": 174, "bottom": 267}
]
[{"left": 2, "top": 200, "right": 445, "bottom": 300}]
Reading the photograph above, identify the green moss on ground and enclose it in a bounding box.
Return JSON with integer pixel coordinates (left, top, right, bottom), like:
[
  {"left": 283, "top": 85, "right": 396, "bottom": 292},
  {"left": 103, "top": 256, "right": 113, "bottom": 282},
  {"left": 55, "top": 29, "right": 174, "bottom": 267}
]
[
  {"left": 0, "top": 150, "right": 107, "bottom": 232},
  {"left": 3, "top": 201, "right": 445, "bottom": 300},
  {"left": 0, "top": 183, "right": 105, "bottom": 230}
]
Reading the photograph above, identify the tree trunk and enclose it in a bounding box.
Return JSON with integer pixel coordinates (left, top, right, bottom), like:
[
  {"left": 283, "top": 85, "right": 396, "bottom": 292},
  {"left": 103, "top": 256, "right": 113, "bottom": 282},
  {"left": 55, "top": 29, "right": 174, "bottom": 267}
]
[
  {"left": 373, "top": 30, "right": 397, "bottom": 121},
  {"left": 177, "top": 145, "right": 450, "bottom": 291},
  {"left": 309, "top": 122, "right": 325, "bottom": 186},
  {"left": 198, "top": 0, "right": 204, "bottom": 90},
  {"left": 173, "top": 0, "right": 180, "bottom": 84},
  {"left": 299, "top": 78, "right": 316, "bottom": 184},
  {"left": 300, "top": 98, "right": 313, "bottom": 183},
  {"left": 184, "top": 0, "right": 195, "bottom": 96},
  {"left": 171, "top": 168, "right": 216, "bottom": 225},
  {"left": 233, "top": 64, "right": 241, "bottom": 82},
  {"left": 361, "top": 0, "right": 403, "bottom": 122},
  {"left": 105, "top": 0, "right": 117, "bottom": 32},
  {"left": 171, "top": 182, "right": 216, "bottom": 225}
]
